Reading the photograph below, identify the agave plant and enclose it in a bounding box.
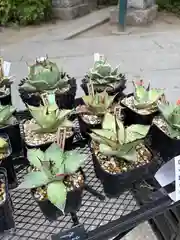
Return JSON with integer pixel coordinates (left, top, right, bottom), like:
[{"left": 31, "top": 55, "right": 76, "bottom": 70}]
[
  {"left": 0, "top": 137, "right": 8, "bottom": 154},
  {"left": 90, "top": 112, "right": 150, "bottom": 161},
  {"left": 158, "top": 100, "right": 180, "bottom": 138},
  {"left": 0, "top": 57, "right": 13, "bottom": 89},
  {"left": 133, "top": 80, "right": 164, "bottom": 111},
  {"left": 88, "top": 54, "right": 126, "bottom": 89},
  {"left": 19, "top": 56, "right": 69, "bottom": 93},
  {"left": 0, "top": 104, "right": 15, "bottom": 126},
  {"left": 18, "top": 143, "right": 87, "bottom": 212},
  {"left": 27, "top": 102, "right": 73, "bottom": 134},
  {"left": 79, "top": 90, "right": 116, "bottom": 116}
]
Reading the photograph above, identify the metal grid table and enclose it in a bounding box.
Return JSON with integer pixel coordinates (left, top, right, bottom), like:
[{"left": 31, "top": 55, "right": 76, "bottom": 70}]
[{"left": 0, "top": 114, "right": 177, "bottom": 240}]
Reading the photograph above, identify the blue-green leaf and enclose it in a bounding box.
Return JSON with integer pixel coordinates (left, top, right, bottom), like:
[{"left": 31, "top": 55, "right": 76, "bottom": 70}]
[
  {"left": 64, "top": 150, "right": 86, "bottom": 174},
  {"left": 27, "top": 148, "right": 45, "bottom": 169}
]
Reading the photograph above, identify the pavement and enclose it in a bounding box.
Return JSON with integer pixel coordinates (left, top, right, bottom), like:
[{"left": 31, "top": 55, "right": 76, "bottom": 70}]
[{"left": 2, "top": 7, "right": 180, "bottom": 240}]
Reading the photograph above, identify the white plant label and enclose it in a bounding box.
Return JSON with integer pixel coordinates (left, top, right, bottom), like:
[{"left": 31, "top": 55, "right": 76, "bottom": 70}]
[
  {"left": 94, "top": 53, "right": 100, "bottom": 62},
  {"left": 175, "top": 155, "right": 180, "bottom": 201},
  {"left": 3, "top": 61, "right": 11, "bottom": 77}
]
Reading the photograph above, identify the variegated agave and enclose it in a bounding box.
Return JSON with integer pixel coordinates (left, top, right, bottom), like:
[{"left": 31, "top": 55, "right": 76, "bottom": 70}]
[
  {"left": 158, "top": 100, "right": 180, "bottom": 138},
  {"left": 90, "top": 113, "right": 150, "bottom": 161},
  {"left": 19, "top": 56, "right": 69, "bottom": 93},
  {"left": 27, "top": 101, "right": 73, "bottom": 134},
  {"left": 79, "top": 90, "right": 116, "bottom": 116},
  {"left": 133, "top": 80, "right": 164, "bottom": 111},
  {"left": 18, "top": 143, "right": 87, "bottom": 212},
  {"left": 88, "top": 54, "right": 126, "bottom": 90}
]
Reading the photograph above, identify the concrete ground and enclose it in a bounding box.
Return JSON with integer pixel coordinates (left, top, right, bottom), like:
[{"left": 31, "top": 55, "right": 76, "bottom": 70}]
[{"left": 2, "top": 7, "right": 180, "bottom": 240}]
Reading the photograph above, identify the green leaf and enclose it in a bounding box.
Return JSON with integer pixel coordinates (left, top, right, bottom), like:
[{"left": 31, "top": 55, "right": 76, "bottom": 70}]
[
  {"left": 102, "top": 112, "right": 116, "bottom": 132},
  {"left": 18, "top": 171, "right": 49, "bottom": 189},
  {"left": 116, "top": 148, "right": 137, "bottom": 162},
  {"left": 45, "top": 143, "right": 64, "bottom": 174},
  {"left": 91, "top": 129, "right": 117, "bottom": 148},
  {"left": 60, "top": 119, "right": 73, "bottom": 128},
  {"left": 125, "top": 124, "right": 150, "bottom": 143},
  {"left": 47, "top": 181, "right": 67, "bottom": 213},
  {"left": 158, "top": 102, "right": 175, "bottom": 123},
  {"left": 149, "top": 89, "right": 163, "bottom": 102},
  {"left": 82, "top": 95, "right": 93, "bottom": 105},
  {"left": 64, "top": 150, "right": 86, "bottom": 174},
  {"left": 104, "top": 92, "right": 117, "bottom": 109},
  {"left": 27, "top": 148, "right": 45, "bottom": 169},
  {"left": 116, "top": 118, "right": 125, "bottom": 144},
  {"left": 0, "top": 105, "right": 15, "bottom": 124},
  {"left": 99, "top": 143, "right": 116, "bottom": 156},
  {"left": 57, "top": 109, "right": 72, "bottom": 121}
]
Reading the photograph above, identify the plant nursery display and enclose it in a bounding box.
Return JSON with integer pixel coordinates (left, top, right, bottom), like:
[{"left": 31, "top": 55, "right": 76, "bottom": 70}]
[
  {"left": 23, "top": 99, "right": 74, "bottom": 149},
  {"left": 18, "top": 56, "right": 77, "bottom": 109},
  {"left": 0, "top": 168, "right": 15, "bottom": 232},
  {"left": 121, "top": 80, "right": 164, "bottom": 125},
  {"left": 18, "top": 142, "right": 87, "bottom": 217},
  {"left": 0, "top": 54, "right": 176, "bottom": 240},
  {"left": 0, "top": 58, "right": 13, "bottom": 105},
  {"left": 81, "top": 54, "right": 126, "bottom": 97},
  {"left": 90, "top": 112, "right": 154, "bottom": 197}
]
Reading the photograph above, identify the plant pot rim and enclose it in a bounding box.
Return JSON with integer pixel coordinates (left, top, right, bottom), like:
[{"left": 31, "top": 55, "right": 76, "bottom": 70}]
[
  {"left": 121, "top": 93, "right": 158, "bottom": 116},
  {"left": 92, "top": 144, "right": 155, "bottom": 177},
  {"left": 31, "top": 168, "right": 85, "bottom": 203}
]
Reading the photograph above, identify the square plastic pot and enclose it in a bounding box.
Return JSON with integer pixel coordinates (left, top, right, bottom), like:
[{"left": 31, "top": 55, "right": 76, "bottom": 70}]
[
  {"left": 19, "top": 77, "right": 77, "bottom": 109},
  {"left": 92, "top": 149, "right": 160, "bottom": 198},
  {"left": 0, "top": 167, "right": 15, "bottom": 232},
  {"left": 121, "top": 93, "right": 159, "bottom": 126},
  {"left": 146, "top": 123, "right": 180, "bottom": 163},
  {"left": 0, "top": 90, "right": 11, "bottom": 106},
  {"left": 31, "top": 169, "right": 85, "bottom": 221},
  {"left": 80, "top": 75, "right": 126, "bottom": 101},
  {"left": 0, "top": 134, "right": 18, "bottom": 189}
]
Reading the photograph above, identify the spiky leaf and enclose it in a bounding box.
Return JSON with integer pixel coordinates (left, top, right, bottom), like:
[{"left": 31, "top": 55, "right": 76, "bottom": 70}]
[
  {"left": 27, "top": 148, "right": 45, "bottom": 169},
  {"left": 125, "top": 124, "right": 150, "bottom": 143},
  {"left": 0, "top": 105, "right": 15, "bottom": 124},
  {"left": 64, "top": 150, "right": 86, "bottom": 174},
  {"left": 158, "top": 102, "right": 175, "bottom": 124},
  {"left": 116, "top": 118, "right": 125, "bottom": 144},
  {"left": 18, "top": 171, "right": 49, "bottom": 189},
  {"left": 91, "top": 129, "right": 117, "bottom": 148},
  {"left": 102, "top": 112, "right": 116, "bottom": 132},
  {"left": 47, "top": 181, "right": 67, "bottom": 212},
  {"left": 45, "top": 143, "right": 64, "bottom": 174}
]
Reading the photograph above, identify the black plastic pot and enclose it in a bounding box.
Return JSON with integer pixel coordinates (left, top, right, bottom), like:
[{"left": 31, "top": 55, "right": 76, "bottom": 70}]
[
  {"left": 78, "top": 115, "right": 102, "bottom": 139},
  {"left": 0, "top": 134, "right": 18, "bottom": 189},
  {"left": 31, "top": 169, "right": 85, "bottom": 220},
  {"left": 0, "top": 167, "right": 15, "bottom": 232},
  {"left": 80, "top": 75, "right": 126, "bottom": 101},
  {"left": 92, "top": 150, "right": 160, "bottom": 198},
  {"left": 0, "top": 91, "right": 11, "bottom": 106},
  {"left": 55, "top": 77, "right": 77, "bottom": 109},
  {"left": 19, "top": 77, "right": 77, "bottom": 109},
  {"left": 146, "top": 123, "right": 180, "bottom": 163},
  {"left": 121, "top": 93, "right": 159, "bottom": 126},
  {"left": 0, "top": 117, "right": 23, "bottom": 157}
]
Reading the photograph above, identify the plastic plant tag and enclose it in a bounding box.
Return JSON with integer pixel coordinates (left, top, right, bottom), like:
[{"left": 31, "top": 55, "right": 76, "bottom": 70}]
[
  {"left": 154, "top": 157, "right": 178, "bottom": 202},
  {"left": 48, "top": 93, "right": 56, "bottom": 105},
  {"left": 51, "top": 224, "right": 87, "bottom": 240},
  {"left": 94, "top": 53, "right": 100, "bottom": 62},
  {"left": 3, "top": 61, "right": 11, "bottom": 77},
  {"left": 175, "top": 155, "right": 180, "bottom": 201}
]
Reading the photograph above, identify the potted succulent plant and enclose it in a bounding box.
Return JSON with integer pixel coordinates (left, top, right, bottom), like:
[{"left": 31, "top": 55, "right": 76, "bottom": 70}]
[
  {"left": 0, "top": 167, "right": 15, "bottom": 232},
  {"left": 81, "top": 54, "right": 126, "bottom": 99},
  {"left": 0, "top": 104, "right": 22, "bottom": 156},
  {"left": 18, "top": 56, "right": 77, "bottom": 109},
  {"left": 89, "top": 112, "right": 156, "bottom": 197},
  {"left": 22, "top": 100, "right": 74, "bottom": 152},
  {"left": 0, "top": 135, "right": 17, "bottom": 189},
  {"left": 121, "top": 80, "right": 164, "bottom": 125},
  {"left": 18, "top": 142, "right": 87, "bottom": 219},
  {"left": 76, "top": 89, "right": 120, "bottom": 138},
  {"left": 0, "top": 58, "right": 13, "bottom": 105},
  {"left": 147, "top": 99, "right": 180, "bottom": 162}
]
